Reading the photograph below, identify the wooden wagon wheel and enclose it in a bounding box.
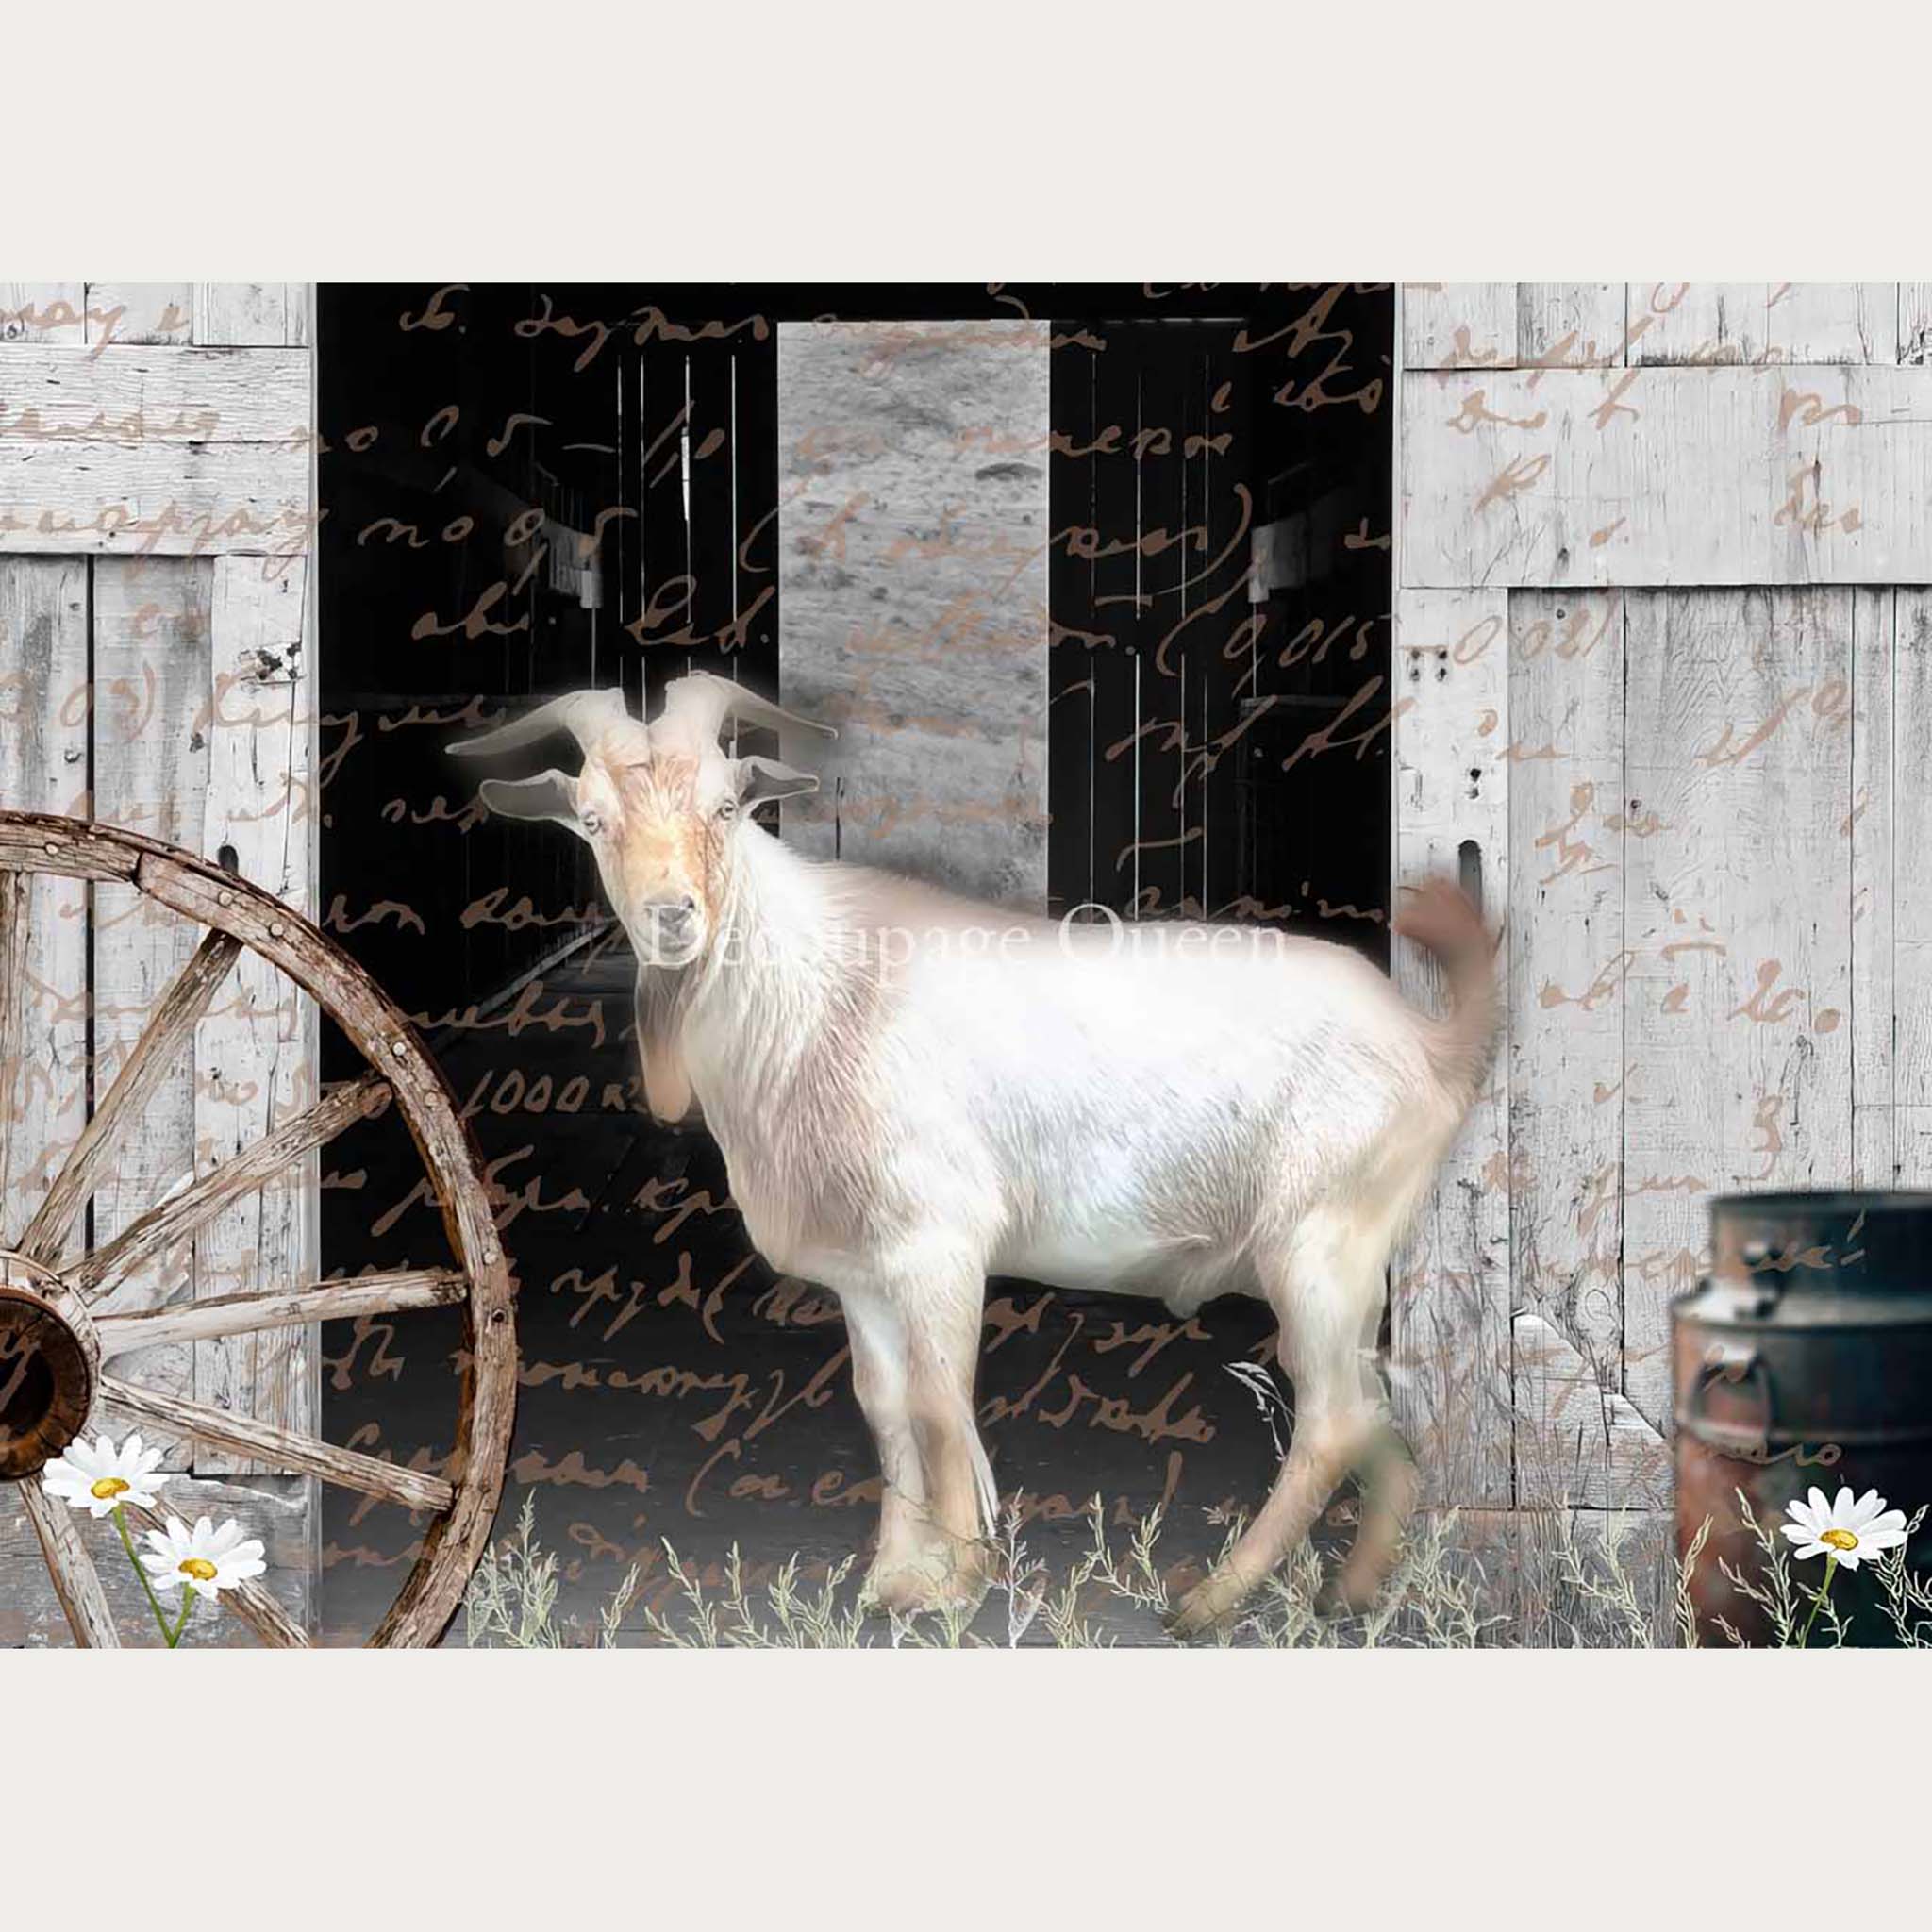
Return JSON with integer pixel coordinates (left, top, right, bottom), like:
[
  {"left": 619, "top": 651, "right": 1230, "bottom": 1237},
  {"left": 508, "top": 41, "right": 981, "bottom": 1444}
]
[{"left": 0, "top": 809, "right": 517, "bottom": 1647}]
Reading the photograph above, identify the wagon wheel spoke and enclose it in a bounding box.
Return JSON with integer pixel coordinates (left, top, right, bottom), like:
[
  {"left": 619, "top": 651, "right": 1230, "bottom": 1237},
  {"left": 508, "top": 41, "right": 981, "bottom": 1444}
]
[
  {"left": 119, "top": 1496, "right": 309, "bottom": 1649},
  {"left": 96, "top": 1267, "right": 466, "bottom": 1357},
  {"left": 19, "top": 1470, "right": 123, "bottom": 1647},
  {"left": 20, "top": 928, "right": 244, "bottom": 1266},
  {"left": 72, "top": 1071, "right": 388, "bottom": 1303},
  {"left": 100, "top": 1374, "right": 455, "bottom": 1514},
  {"left": 0, "top": 869, "right": 27, "bottom": 1226}
]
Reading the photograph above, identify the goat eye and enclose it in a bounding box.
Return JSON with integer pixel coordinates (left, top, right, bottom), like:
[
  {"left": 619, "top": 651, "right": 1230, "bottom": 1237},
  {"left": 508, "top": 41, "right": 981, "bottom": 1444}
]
[
  {"left": 716, "top": 797, "right": 739, "bottom": 822},
  {"left": 580, "top": 811, "right": 603, "bottom": 835}
]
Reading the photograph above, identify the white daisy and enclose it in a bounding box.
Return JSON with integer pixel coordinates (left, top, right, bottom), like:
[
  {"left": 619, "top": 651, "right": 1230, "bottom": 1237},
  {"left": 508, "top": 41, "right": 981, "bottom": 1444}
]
[
  {"left": 1782, "top": 1486, "right": 1909, "bottom": 1571},
  {"left": 139, "top": 1515, "right": 267, "bottom": 1599},
  {"left": 40, "top": 1432, "right": 169, "bottom": 1519}
]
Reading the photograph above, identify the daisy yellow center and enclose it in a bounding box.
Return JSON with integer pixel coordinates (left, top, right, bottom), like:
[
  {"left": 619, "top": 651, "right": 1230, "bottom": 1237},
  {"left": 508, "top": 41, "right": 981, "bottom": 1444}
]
[
  {"left": 179, "top": 1557, "right": 219, "bottom": 1582},
  {"left": 89, "top": 1476, "right": 129, "bottom": 1501},
  {"left": 1821, "top": 1528, "right": 1858, "bottom": 1552}
]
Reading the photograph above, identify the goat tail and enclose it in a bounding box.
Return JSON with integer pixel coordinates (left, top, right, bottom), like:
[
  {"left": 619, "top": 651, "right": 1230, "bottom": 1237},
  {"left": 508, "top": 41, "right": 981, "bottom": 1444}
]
[{"left": 1392, "top": 875, "right": 1500, "bottom": 1105}]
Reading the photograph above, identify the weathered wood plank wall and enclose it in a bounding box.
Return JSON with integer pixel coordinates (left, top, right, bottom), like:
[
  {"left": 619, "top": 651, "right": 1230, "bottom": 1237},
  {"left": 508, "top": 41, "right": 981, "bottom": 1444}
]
[
  {"left": 0, "top": 285, "right": 318, "bottom": 1642},
  {"left": 1394, "top": 281, "right": 1932, "bottom": 1527}
]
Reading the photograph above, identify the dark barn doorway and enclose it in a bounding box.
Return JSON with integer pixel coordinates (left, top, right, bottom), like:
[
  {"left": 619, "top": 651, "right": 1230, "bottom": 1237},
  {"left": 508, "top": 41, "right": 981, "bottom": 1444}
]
[{"left": 315, "top": 284, "right": 1391, "bottom": 1639}]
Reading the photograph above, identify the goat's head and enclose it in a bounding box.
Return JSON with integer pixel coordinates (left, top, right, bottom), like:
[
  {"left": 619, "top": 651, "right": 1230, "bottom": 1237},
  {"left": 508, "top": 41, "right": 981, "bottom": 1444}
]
[{"left": 449, "top": 675, "right": 832, "bottom": 971}]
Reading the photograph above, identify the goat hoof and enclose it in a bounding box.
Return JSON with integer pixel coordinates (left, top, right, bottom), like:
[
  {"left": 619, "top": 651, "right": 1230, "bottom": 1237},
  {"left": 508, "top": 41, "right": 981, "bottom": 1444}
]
[
  {"left": 860, "top": 1557, "right": 986, "bottom": 1618},
  {"left": 1166, "top": 1571, "right": 1249, "bottom": 1641}
]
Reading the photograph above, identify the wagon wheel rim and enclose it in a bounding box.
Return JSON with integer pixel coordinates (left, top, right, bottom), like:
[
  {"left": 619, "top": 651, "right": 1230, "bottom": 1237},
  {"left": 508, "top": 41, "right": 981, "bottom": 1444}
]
[{"left": 0, "top": 810, "right": 517, "bottom": 1648}]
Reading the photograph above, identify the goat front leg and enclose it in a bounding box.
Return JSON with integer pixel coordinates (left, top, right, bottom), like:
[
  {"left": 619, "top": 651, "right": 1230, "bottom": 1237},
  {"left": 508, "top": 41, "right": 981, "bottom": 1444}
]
[
  {"left": 1169, "top": 1206, "right": 1385, "bottom": 1640},
  {"left": 843, "top": 1256, "right": 993, "bottom": 1616},
  {"left": 843, "top": 1291, "right": 930, "bottom": 1607}
]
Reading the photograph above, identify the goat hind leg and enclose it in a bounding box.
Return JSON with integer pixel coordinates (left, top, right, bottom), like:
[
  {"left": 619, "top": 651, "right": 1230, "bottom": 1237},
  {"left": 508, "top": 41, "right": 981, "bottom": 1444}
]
[{"left": 1168, "top": 1209, "right": 1381, "bottom": 1640}]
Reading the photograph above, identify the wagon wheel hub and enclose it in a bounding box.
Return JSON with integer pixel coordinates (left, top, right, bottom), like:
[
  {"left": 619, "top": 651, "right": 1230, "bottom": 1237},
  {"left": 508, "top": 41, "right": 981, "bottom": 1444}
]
[{"left": 0, "top": 1250, "right": 98, "bottom": 1481}]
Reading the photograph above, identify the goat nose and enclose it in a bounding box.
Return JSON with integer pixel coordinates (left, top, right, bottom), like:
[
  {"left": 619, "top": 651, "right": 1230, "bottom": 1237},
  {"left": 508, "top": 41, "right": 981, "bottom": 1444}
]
[{"left": 645, "top": 894, "right": 698, "bottom": 929}]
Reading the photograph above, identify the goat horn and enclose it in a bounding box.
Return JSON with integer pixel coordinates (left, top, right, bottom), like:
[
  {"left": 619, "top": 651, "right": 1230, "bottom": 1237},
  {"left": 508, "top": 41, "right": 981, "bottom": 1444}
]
[
  {"left": 448, "top": 688, "right": 638, "bottom": 758},
  {"left": 655, "top": 671, "right": 837, "bottom": 750}
]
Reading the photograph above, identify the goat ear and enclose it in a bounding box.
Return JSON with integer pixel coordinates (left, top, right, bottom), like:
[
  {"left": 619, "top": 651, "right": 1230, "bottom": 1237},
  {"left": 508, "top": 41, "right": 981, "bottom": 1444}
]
[
  {"left": 634, "top": 974, "right": 694, "bottom": 1125},
  {"left": 734, "top": 756, "right": 819, "bottom": 811},
  {"left": 478, "top": 770, "right": 581, "bottom": 829}
]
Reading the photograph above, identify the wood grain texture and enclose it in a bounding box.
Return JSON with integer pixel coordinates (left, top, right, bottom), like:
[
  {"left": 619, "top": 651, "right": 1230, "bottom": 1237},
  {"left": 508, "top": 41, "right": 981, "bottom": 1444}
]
[
  {"left": 0, "top": 345, "right": 310, "bottom": 441},
  {"left": 1626, "top": 282, "right": 1897, "bottom": 367},
  {"left": 1, "top": 809, "right": 516, "bottom": 1642},
  {"left": 99, "top": 1268, "right": 464, "bottom": 1355},
  {"left": 19, "top": 1470, "right": 122, "bottom": 1645},
  {"left": 1512, "top": 1315, "right": 1669, "bottom": 1511},
  {"left": 192, "top": 285, "right": 307, "bottom": 348},
  {"left": 88, "top": 558, "right": 212, "bottom": 1435},
  {"left": 0, "top": 285, "right": 86, "bottom": 343},
  {"left": 0, "top": 440, "right": 311, "bottom": 556},
  {"left": 1400, "top": 364, "right": 1932, "bottom": 589},
  {"left": 1851, "top": 590, "right": 1896, "bottom": 1185},
  {"left": 1390, "top": 587, "right": 1511, "bottom": 1508},
  {"left": 194, "top": 555, "right": 315, "bottom": 1470},
  {"left": 1896, "top": 591, "right": 1932, "bottom": 1110},
  {"left": 1517, "top": 285, "right": 1626, "bottom": 370},
  {"left": 19, "top": 927, "right": 242, "bottom": 1264},
  {"left": 1620, "top": 590, "right": 1854, "bottom": 1426},
  {"left": 1507, "top": 592, "right": 1625, "bottom": 1382},
  {"left": 102, "top": 1374, "right": 454, "bottom": 1514},
  {"left": 76, "top": 1073, "right": 384, "bottom": 1301},
  {"left": 0, "top": 559, "right": 89, "bottom": 1245},
  {"left": 83, "top": 283, "right": 192, "bottom": 347},
  {"left": 1400, "top": 284, "right": 1516, "bottom": 371},
  {"left": 131, "top": 838, "right": 516, "bottom": 1645}
]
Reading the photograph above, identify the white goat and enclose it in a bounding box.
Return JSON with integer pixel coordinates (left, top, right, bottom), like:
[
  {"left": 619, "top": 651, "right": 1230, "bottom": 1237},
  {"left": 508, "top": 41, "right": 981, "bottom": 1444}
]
[{"left": 454, "top": 674, "right": 1495, "bottom": 1634}]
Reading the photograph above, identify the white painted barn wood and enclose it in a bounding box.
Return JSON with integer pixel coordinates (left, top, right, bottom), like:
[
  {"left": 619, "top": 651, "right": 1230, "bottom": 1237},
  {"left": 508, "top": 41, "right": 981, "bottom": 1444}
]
[
  {"left": 18, "top": 1470, "right": 120, "bottom": 1645},
  {"left": 194, "top": 555, "right": 316, "bottom": 1472},
  {"left": 1899, "top": 1112, "right": 1932, "bottom": 1190},
  {"left": 1626, "top": 283, "right": 1898, "bottom": 368},
  {"left": 1394, "top": 286, "right": 1924, "bottom": 1534},
  {"left": 1512, "top": 1317, "right": 1668, "bottom": 1512},
  {"left": 0, "top": 441, "right": 311, "bottom": 558},
  {"left": 0, "top": 559, "right": 88, "bottom": 1240},
  {"left": 88, "top": 558, "right": 212, "bottom": 1456},
  {"left": 1851, "top": 590, "right": 1897, "bottom": 1187},
  {"left": 1400, "top": 364, "right": 1932, "bottom": 590},
  {"left": 1516, "top": 285, "right": 1626, "bottom": 371},
  {"left": 83, "top": 283, "right": 193, "bottom": 346},
  {"left": 192, "top": 285, "right": 309, "bottom": 348},
  {"left": 1900, "top": 289, "right": 1932, "bottom": 366},
  {"left": 1507, "top": 592, "right": 1627, "bottom": 1387},
  {"left": 1389, "top": 587, "right": 1511, "bottom": 1508},
  {"left": 1400, "top": 284, "right": 1517, "bottom": 371},
  {"left": 0, "top": 284, "right": 86, "bottom": 343},
  {"left": 0, "top": 1468, "right": 316, "bottom": 1646},
  {"left": 1620, "top": 590, "right": 1855, "bottom": 1427},
  {"left": 1894, "top": 592, "right": 1932, "bottom": 1138},
  {"left": 0, "top": 282, "right": 333, "bottom": 1644},
  {"left": 0, "top": 344, "right": 310, "bottom": 438}
]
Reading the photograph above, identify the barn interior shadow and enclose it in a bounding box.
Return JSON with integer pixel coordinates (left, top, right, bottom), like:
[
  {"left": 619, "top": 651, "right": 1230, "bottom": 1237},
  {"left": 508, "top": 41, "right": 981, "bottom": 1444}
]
[{"left": 315, "top": 283, "right": 1391, "bottom": 1643}]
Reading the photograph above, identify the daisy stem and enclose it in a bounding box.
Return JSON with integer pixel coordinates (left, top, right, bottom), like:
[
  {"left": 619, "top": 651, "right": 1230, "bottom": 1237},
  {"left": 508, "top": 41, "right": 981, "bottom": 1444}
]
[
  {"left": 169, "top": 1589, "right": 197, "bottom": 1649},
  {"left": 113, "top": 1504, "right": 176, "bottom": 1647},
  {"left": 1797, "top": 1553, "right": 1839, "bottom": 1650}
]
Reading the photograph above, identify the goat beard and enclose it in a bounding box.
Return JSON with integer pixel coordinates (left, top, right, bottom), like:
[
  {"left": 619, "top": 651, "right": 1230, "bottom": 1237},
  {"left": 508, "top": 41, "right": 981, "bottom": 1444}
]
[{"left": 634, "top": 967, "right": 696, "bottom": 1124}]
